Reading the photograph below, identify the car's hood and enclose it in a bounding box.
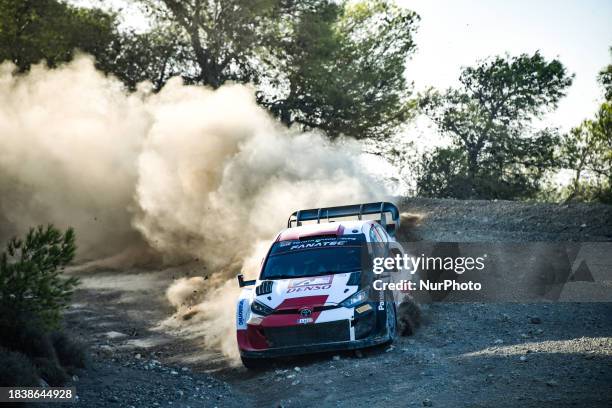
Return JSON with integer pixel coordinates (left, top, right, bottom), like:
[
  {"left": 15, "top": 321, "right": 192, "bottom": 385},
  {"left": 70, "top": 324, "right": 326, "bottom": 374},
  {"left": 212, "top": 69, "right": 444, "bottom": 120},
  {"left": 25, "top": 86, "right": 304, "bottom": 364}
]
[{"left": 255, "top": 273, "right": 359, "bottom": 309}]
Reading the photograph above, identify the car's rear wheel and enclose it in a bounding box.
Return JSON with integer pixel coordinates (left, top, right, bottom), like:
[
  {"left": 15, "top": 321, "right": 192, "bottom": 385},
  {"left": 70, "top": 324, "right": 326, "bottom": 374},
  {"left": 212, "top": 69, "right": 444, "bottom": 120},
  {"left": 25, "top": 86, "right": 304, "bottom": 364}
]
[{"left": 240, "top": 356, "right": 267, "bottom": 370}]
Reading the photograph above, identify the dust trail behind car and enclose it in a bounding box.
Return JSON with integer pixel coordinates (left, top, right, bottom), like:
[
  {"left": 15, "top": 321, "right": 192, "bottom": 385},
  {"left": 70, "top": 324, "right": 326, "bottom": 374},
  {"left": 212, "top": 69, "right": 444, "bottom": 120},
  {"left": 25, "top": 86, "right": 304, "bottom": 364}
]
[{"left": 0, "top": 55, "right": 386, "bottom": 359}]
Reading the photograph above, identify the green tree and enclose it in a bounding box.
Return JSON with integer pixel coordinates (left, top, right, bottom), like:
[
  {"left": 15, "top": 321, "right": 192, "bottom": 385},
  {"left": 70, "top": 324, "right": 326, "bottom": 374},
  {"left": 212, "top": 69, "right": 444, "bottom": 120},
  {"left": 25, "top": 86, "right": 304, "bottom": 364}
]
[
  {"left": 418, "top": 52, "right": 573, "bottom": 199},
  {"left": 598, "top": 47, "right": 612, "bottom": 102},
  {"left": 258, "top": 0, "right": 419, "bottom": 139},
  {"left": 559, "top": 54, "right": 612, "bottom": 203},
  {"left": 0, "top": 0, "right": 116, "bottom": 70},
  {"left": 144, "top": 0, "right": 419, "bottom": 139},
  {"left": 102, "top": 24, "right": 193, "bottom": 91},
  {"left": 0, "top": 225, "right": 78, "bottom": 329}
]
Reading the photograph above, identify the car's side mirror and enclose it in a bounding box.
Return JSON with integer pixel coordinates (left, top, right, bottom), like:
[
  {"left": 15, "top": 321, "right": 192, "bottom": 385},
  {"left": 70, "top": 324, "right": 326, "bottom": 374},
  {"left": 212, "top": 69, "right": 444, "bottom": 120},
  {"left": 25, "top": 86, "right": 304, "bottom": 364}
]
[{"left": 237, "top": 274, "right": 256, "bottom": 287}]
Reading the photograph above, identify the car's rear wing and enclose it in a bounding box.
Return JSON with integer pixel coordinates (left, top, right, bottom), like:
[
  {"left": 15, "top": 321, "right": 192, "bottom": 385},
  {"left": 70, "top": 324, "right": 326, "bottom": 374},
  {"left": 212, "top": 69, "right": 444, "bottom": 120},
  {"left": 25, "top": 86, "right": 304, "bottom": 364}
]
[{"left": 287, "top": 202, "right": 400, "bottom": 236}]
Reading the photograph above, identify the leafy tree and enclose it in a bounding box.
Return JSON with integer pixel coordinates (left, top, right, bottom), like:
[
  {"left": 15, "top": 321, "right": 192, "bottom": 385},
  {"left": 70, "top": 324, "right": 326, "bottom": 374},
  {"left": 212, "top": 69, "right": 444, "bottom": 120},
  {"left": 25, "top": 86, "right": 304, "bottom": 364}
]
[
  {"left": 559, "top": 54, "right": 612, "bottom": 203},
  {"left": 598, "top": 47, "right": 612, "bottom": 102},
  {"left": 144, "top": 0, "right": 282, "bottom": 87},
  {"left": 0, "top": 225, "right": 78, "bottom": 329},
  {"left": 258, "top": 0, "right": 419, "bottom": 139},
  {"left": 0, "top": 0, "right": 117, "bottom": 71},
  {"left": 143, "top": 0, "right": 419, "bottom": 139},
  {"left": 418, "top": 52, "right": 573, "bottom": 199},
  {"left": 102, "top": 24, "right": 193, "bottom": 91}
]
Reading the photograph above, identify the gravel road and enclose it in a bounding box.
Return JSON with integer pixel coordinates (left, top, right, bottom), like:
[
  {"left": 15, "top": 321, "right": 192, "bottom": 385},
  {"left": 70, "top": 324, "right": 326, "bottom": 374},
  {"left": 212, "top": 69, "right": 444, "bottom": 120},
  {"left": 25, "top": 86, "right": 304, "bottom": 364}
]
[{"left": 49, "top": 198, "right": 612, "bottom": 408}]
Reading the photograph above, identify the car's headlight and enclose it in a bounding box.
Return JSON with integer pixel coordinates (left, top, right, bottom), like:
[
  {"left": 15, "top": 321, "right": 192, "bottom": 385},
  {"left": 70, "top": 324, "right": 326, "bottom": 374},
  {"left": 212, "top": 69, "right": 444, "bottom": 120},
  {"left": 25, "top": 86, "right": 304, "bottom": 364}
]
[
  {"left": 340, "top": 290, "right": 369, "bottom": 308},
  {"left": 250, "top": 300, "right": 274, "bottom": 316}
]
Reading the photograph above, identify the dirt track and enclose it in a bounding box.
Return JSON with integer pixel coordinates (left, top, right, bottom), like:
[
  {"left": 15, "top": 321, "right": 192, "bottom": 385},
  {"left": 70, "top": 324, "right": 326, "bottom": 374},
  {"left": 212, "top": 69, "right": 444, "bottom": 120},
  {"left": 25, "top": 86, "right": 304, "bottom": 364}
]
[{"left": 50, "top": 198, "right": 612, "bottom": 408}]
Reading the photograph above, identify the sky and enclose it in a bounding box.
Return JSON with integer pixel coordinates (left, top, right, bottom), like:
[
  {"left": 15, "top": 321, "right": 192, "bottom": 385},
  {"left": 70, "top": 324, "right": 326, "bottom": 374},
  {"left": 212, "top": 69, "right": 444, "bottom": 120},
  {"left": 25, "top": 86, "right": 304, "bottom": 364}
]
[{"left": 397, "top": 0, "right": 612, "bottom": 132}]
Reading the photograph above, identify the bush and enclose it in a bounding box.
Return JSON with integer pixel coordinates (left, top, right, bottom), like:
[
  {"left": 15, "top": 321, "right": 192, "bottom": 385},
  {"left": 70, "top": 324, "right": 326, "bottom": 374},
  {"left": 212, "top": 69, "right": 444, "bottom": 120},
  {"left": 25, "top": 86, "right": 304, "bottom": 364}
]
[
  {"left": 0, "top": 348, "right": 39, "bottom": 387},
  {"left": 0, "top": 311, "right": 56, "bottom": 360},
  {"left": 0, "top": 225, "right": 85, "bottom": 387},
  {"left": 0, "top": 225, "right": 78, "bottom": 329}
]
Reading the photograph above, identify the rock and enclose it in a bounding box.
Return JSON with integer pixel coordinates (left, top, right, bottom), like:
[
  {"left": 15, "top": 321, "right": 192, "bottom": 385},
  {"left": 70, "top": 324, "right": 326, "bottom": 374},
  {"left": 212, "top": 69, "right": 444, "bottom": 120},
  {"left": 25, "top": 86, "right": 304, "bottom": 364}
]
[
  {"left": 354, "top": 350, "right": 364, "bottom": 358},
  {"left": 135, "top": 353, "right": 141, "bottom": 359},
  {"left": 72, "top": 375, "right": 79, "bottom": 382},
  {"left": 171, "top": 370, "right": 179, "bottom": 375},
  {"left": 107, "top": 395, "right": 119, "bottom": 403},
  {"left": 104, "top": 331, "right": 128, "bottom": 339},
  {"left": 385, "top": 345, "right": 395, "bottom": 352},
  {"left": 519, "top": 356, "right": 527, "bottom": 362},
  {"left": 332, "top": 355, "right": 341, "bottom": 361},
  {"left": 291, "top": 380, "right": 300, "bottom": 386},
  {"left": 294, "top": 366, "right": 301, "bottom": 372},
  {"left": 182, "top": 367, "right": 190, "bottom": 372},
  {"left": 529, "top": 317, "right": 542, "bottom": 324},
  {"left": 546, "top": 380, "right": 558, "bottom": 387},
  {"left": 423, "top": 398, "right": 433, "bottom": 406},
  {"left": 286, "top": 374, "right": 296, "bottom": 379},
  {"left": 493, "top": 339, "right": 503, "bottom": 344}
]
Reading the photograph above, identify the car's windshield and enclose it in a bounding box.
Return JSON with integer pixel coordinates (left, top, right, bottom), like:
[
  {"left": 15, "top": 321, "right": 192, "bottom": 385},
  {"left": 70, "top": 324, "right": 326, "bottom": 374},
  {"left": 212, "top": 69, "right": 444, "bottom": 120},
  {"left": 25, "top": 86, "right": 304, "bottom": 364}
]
[{"left": 261, "top": 236, "right": 367, "bottom": 280}]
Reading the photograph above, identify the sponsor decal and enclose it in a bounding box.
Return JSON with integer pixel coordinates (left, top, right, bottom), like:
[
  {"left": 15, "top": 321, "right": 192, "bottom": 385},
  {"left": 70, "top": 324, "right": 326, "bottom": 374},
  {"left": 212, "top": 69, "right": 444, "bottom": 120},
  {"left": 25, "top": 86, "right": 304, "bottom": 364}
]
[
  {"left": 287, "top": 275, "right": 333, "bottom": 293},
  {"left": 289, "top": 240, "right": 347, "bottom": 250},
  {"left": 355, "top": 304, "right": 372, "bottom": 314},
  {"left": 298, "top": 317, "right": 314, "bottom": 324},
  {"left": 237, "top": 299, "right": 246, "bottom": 326}
]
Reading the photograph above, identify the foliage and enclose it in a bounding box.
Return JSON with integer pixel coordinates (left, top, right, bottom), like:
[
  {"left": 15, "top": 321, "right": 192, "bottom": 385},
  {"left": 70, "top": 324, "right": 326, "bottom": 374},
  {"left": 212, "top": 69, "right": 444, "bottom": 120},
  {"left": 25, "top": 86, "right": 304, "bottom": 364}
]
[
  {"left": 556, "top": 52, "right": 612, "bottom": 203},
  {"left": 598, "top": 47, "right": 612, "bottom": 102},
  {"left": 0, "top": 0, "right": 117, "bottom": 70},
  {"left": 418, "top": 52, "right": 573, "bottom": 199},
  {"left": 102, "top": 23, "right": 194, "bottom": 91},
  {"left": 140, "top": 0, "right": 419, "bottom": 139},
  {"left": 0, "top": 226, "right": 84, "bottom": 387},
  {"left": 0, "top": 225, "right": 78, "bottom": 329},
  {"left": 559, "top": 102, "right": 612, "bottom": 203},
  {"left": 258, "top": 0, "right": 419, "bottom": 139}
]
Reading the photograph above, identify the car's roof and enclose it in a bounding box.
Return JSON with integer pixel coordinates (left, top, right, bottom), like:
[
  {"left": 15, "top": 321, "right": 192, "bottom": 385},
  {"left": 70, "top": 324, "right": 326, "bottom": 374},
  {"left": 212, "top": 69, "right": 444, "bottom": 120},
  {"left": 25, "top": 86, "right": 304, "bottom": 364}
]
[{"left": 276, "top": 220, "right": 374, "bottom": 242}]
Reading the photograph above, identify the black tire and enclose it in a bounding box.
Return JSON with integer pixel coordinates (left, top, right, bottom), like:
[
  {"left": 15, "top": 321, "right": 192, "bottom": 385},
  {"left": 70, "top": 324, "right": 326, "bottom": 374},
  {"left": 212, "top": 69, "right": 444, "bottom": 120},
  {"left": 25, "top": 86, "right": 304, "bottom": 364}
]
[
  {"left": 396, "top": 299, "right": 420, "bottom": 336},
  {"left": 240, "top": 356, "right": 267, "bottom": 370},
  {"left": 386, "top": 301, "right": 397, "bottom": 342}
]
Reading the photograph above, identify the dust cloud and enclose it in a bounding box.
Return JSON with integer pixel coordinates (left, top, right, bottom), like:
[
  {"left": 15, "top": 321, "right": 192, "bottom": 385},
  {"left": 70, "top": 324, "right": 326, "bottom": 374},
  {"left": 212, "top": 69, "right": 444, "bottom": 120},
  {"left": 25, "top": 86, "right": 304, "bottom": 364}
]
[{"left": 0, "top": 55, "right": 387, "bottom": 358}]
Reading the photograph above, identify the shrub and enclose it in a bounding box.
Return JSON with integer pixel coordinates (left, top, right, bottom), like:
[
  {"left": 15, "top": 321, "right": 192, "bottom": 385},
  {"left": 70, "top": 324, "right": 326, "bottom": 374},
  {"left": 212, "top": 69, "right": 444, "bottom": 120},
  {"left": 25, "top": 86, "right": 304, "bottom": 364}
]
[
  {"left": 0, "top": 225, "right": 85, "bottom": 387},
  {"left": 0, "top": 225, "right": 78, "bottom": 329}
]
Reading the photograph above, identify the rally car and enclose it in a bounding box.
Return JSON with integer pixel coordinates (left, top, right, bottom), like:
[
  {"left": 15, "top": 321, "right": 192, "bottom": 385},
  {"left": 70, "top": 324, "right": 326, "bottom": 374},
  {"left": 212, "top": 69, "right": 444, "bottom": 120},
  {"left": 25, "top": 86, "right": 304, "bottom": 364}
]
[{"left": 235, "top": 202, "right": 414, "bottom": 368}]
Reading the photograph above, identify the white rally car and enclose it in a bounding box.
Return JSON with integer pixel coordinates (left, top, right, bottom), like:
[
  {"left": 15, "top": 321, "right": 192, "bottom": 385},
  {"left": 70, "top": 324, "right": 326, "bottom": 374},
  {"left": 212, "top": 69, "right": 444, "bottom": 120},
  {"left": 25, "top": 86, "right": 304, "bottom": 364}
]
[{"left": 235, "top": 202, "right": 413, "bottom": 368}]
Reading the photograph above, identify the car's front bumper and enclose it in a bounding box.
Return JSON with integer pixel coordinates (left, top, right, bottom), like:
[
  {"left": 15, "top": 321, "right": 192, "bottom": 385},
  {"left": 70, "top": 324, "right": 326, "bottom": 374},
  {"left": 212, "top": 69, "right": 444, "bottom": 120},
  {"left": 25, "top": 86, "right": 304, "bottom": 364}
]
[
  {"left": 238, "top": 302, "right": 390, "bottom": 359},
  {"left": 239, "top": 334, "right": 389, "bottom": 358}
]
